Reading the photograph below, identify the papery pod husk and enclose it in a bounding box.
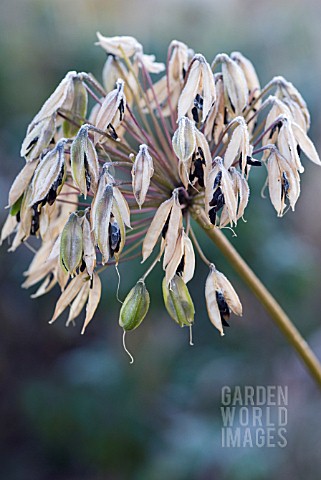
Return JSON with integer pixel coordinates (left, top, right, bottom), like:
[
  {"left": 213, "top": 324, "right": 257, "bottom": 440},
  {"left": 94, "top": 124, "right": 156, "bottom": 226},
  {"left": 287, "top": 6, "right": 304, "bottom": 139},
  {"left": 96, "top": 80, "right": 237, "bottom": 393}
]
[
  {"left": 119, "top": 280, "right": 150, "bottom": 331},
  {"left": 21, "top": 116, "right": 56, "bottom": 162},
  {"left": 60, "top": 212, "right": 84, "bottom": 276},
  {"left": 162, "top": 274, "right": 195, "bottom": 327},
  {"left": 0, "top": 214, "right": 17, "bottom": 246},
  {"left": 29, "top": 141, "right": 66, "bottom": 207},
  {"left": 82, "top": 211, "right": 96, "bottom": 278},
  {"left": 8, "top": 158, "right": 39, "bottom": 208},
  {"left": 142, "top": 196, "right": 174, "bottom": 262},
  {"left": 81, "top": 272, "right": 102, "bottom": 334},
  {"left": 63, "top": 77, "right": 88, "bottom": 138}
]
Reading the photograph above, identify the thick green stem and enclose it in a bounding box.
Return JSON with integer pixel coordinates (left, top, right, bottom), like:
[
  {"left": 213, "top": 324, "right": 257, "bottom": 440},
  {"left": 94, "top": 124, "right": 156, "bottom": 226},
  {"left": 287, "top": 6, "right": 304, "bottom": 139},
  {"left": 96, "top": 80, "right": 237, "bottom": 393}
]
[{"left": 192, "top": 208, "right": 321, "bottom": 389}]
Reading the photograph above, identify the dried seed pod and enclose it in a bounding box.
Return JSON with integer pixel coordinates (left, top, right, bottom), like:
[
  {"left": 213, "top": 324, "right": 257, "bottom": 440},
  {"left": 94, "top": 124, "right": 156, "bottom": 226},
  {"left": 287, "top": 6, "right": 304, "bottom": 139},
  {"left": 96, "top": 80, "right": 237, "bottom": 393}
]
[
  {"left": 119, "top": 280, "right": 150, "bottom": 331},
  {"left": 163, "top": 191, "right": 182, "bottom": 268},
  {"left": 230, "top": 52, "right": 261, "bottom": 107},
  {"left": 63, "top": 77, "right": 88, "bottom": 138},
  {"left": 29, "top": 140, "right": 66, "bottom": 207},
  {"left": 71, "top": 125, "right": 99, "bottom": 197},
  {"left": 223, "top": 117, "right": 250, "bottom": 172},
  {"left": 136, "top": 52, "right": 165, "bottom": 74},
  {"left": 181, "top": 232, "right": 195, "bottom": 284},
  {"left": 81, "top": 272, "right": 102, "bottom": 334},
  {"left": 142, "top": 196, "right": 174, "bottom": 262},
  {"left": 277, "top": 117, "right": 304, "bottom": 173},
  {"left": 178, "top": 54, "right": 216, "bottom": 122},
  {"left": 93, "top": 184, "right": 113, "bottom": 264},
  {"left": 172, "top": 116, "right": 196, "bottom": 163},
  {"left": 113, "top": 187, "right": 131, "bottom": 228},
  {"left": 165, "top": 229, "right": 184, "bottom": 285},
  {"left": 94, "top": 79, "right": 126, "bottom": 143},
  {"left": 49, "top": 273, "right": 87, "bottom": 324},
  {"left": 29, "top": 71, "right": 76, "bottom": 129},
  {"left": 132, "top": 144, "right": 154, "bottom": 208},
  {"left": 96, "top": 32, "right": 142, "bottom": 58},
  {"left": 215, "top": 54, "right": 248, "bottom": 116},
  {"left": 291, "top": 122, "right": 321, "bottom": 166},
  {"left": 21, "top": 116, "right": 56, "bottom": 162},
  {"left": 162, "top": 274, "right": 195, "bottom": 327},
  {"left": 60, "top": 212, "right": 84, "bottom": 276},
  {"left": 7, "top": 159, "right": 39, "bottom": 208},
  {"left": 66, "top": 281, "right": 90, "bottom": 326}
]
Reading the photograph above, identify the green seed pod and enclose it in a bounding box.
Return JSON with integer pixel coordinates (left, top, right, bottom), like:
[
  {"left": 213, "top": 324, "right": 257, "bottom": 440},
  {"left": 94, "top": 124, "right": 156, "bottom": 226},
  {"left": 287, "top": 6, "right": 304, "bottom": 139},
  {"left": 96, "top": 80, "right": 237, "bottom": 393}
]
[
  {"left": 60, "top": 212, "right": 83, "bottom": 276},
  {"left": 119, "top": 280, "right": 150, "bottom": 331},
  {"left": 63, "top": 77, "right": 88, "bottom": 137},
  {"left": 162, "top": 274, "right": 195, "bottom": 327}
]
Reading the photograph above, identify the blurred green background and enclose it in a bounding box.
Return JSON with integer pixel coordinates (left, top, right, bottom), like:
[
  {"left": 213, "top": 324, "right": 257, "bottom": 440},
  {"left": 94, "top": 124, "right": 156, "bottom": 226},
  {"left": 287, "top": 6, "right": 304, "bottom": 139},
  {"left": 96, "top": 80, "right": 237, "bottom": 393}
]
[{"left": 1, "top": 0, "right": 321, "bottom": 479}]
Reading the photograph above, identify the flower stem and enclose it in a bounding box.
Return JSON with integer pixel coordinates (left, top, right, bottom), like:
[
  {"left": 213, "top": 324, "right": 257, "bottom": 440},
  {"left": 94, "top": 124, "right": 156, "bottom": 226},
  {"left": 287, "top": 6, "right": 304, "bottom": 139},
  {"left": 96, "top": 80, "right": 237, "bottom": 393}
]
[{"left": 192, "top": 207, "right": 321, "bottom": 389}]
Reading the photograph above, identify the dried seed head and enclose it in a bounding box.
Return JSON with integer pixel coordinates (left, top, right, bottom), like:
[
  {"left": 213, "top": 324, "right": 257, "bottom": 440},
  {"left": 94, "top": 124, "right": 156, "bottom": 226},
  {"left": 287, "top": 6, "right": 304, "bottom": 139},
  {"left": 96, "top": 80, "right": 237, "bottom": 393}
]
[
  {"left": 132, "top": 144, "right": 154, "bottom": 208},
  {"left": 119, "top": 280, "right": 150, "bottom": 331},
  {"left": 60, "top": 212, "right": 84, "bottom": 276},
  {"left": 162, "top": 274, "right": 195, "bottom": 327}
]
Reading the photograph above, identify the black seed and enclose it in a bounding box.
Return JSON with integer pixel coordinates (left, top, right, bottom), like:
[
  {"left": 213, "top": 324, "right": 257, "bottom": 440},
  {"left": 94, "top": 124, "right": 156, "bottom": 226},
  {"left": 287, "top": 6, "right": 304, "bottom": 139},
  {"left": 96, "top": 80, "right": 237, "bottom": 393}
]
[
  {"left": 80, "top": 259, "right": 86, "bottom": 273},
  {"left": 194, "top": 93, "right": 203, "bottom": 110},
  {"left": 162, "top": 214, "right": 170, "bottom": 239},
  {"left": 109, "top": 221, "right": 121, "bottom": 256},
  {"left": 213, "top": 171, "right": 222, "bottom": 189},
  {"left": 108, "top": 123, "right": 118, "bottom": 140},
  {"left": 282, "top": 172, "right": 290, "bottom": 197},
  {"left": 209, "top": 207, "right": 217, "bottom": 225},
  {"left": 192, "top": 106, "right": 199, "bottom": 123},
  {"left": 176, "top": 254, "right": 185, "bottom": 276},
  {"left": 16, "top": 211, "right": 21, "bottom": 223},
  {"left": 247, "top": 156, "right": 262, "bottom": 167},
  {"left": 26, "top": 136, "right": 39, "bottom": 155},
  {"left": 216, "top": 291, "right": 231, "bottom": 325},
  {"left": 228, "top": 95, "right": 235, "bottom": 113},
  {"left": 84, "top": 154, "right": 91, "bottom": 192},
  {"left": 297, "top": 145, "right": 301, "bottom": 158},
  {"left": 209, "top": 187, "right": 225, "bottom": 211},
  {"left": 119, "top": 98, "right": 125, "bottom": 121}
]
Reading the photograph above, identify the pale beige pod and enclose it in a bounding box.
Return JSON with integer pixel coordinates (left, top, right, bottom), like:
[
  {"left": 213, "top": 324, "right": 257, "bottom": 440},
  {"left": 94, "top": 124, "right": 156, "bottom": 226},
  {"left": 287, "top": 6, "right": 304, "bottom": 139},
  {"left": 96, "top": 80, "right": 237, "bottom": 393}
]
[{"left": 132, "top": 144, "right": 154, "bottom": 208}]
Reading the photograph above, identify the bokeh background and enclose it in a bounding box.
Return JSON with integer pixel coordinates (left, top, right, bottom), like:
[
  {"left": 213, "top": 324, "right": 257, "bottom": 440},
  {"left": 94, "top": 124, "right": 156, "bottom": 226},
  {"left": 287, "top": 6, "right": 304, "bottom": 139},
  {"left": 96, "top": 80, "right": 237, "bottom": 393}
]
[{"left": 1, "top": 0, "right": 321, "bottom": 479}]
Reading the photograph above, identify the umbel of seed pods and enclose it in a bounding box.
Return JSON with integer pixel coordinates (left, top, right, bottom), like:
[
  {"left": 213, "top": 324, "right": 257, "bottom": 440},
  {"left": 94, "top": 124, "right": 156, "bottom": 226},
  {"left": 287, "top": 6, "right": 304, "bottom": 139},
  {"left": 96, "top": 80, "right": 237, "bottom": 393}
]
[{"left": 1, "top": 34, "right": 320, "bottom": 360}]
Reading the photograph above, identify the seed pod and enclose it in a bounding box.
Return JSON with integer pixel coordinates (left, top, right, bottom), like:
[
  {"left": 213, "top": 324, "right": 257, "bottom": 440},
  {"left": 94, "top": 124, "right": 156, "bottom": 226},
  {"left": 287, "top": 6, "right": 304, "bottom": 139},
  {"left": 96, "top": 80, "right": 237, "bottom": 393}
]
[
  {"left": 96, "top": 32, "right": 142, "bottom": 58},
  {"left": 223, "top": 117, "right": 250, "bottom": 173},
  {"left": 172, "top": 116, "right": 196, "bottom": 163},
  {"left": 163, "top": 190, "right": 182, "bottom": 268},
  {"left": 230, "top": 52, "right": 261, "bottom": 107},
  {"left": 21, "top": 116, "right": 56, "bottom": 162},
  {"left": 94, "top": 79, "right": 126, "bottom": 143},
  {"left": 132, "top": 144, "right": 154, "bottom": 208},
  {"left": 216, "top": 54, "right": 248, "bottom": 116},
  {"left": 29, "top": 71, "right": 76, "bottom": 129},
  {"left": 119, "top": 280, "right": 150, "bottom": 331},
  {"left": 60, "top": 212, "right": 84, "bottom": 276},
  {"left": 7, "top": 159, "right": 39, "bottom": 208},
  {"left": 63, "top": 77, "right": 88, "bottom": 137},
  {"left": 29, "top": 140, "right": 66, "bottom": 207},
  {"left": 162, "top": 274, "right": 195, "bottom": 327},
  {"left": 93, "top": 184, "right": 113, "bottom": 264},
  {"left": 142, "top": 195, "right": 174, "bottom": 262},
  {"left": 81, "top": 272, "right": 102, "bottom": 334},
  {"left": 178, "top": 54, "right": 216, "bottom": 122},
  {"left": 71, "top": 125, "right": 99, "bottom": 197}
]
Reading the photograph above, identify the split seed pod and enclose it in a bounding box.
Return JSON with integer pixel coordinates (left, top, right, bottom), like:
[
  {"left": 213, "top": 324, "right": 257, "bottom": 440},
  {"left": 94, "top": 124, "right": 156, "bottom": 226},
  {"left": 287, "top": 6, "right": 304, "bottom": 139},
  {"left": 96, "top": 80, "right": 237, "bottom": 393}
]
[
  {"left": 63, "top": 77, "right": 88, "bottom": 138},
  {"left": 162, "top": 274, "right": 195, "bottom": 327},
  {"left": 119, "top": 280, "right": 150, "bottom": 331}
]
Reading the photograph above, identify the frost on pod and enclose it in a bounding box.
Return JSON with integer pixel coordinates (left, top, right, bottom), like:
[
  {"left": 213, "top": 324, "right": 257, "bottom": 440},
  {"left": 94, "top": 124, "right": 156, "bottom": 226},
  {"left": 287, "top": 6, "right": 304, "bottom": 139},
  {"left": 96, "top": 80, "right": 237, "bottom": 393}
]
[{"left": 2, "top": 34, "right": 320, "bottom": 356}]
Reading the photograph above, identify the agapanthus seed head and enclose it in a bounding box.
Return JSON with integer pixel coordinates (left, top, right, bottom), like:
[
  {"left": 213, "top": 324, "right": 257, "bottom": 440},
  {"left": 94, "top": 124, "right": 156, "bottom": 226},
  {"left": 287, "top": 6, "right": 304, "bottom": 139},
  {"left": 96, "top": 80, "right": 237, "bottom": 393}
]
[{"left": 2, "top": 34, "right": 320, "bottom": 351}]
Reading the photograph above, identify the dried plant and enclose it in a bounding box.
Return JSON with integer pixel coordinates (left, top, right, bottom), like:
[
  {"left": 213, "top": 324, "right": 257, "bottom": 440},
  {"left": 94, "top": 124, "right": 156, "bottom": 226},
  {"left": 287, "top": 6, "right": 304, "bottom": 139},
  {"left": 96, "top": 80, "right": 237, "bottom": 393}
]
[{"left": 2, "top": 34, "right": 321, "bottom": 380}]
